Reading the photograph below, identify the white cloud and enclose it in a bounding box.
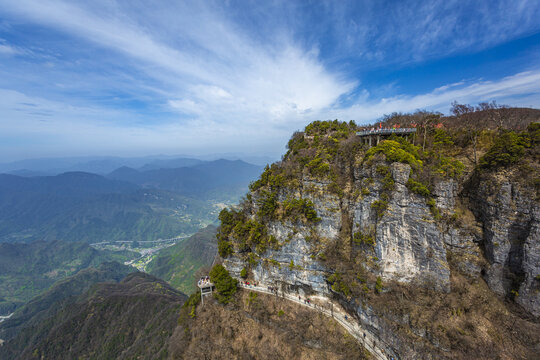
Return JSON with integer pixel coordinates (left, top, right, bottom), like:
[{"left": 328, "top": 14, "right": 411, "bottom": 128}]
[
  {"left": 2, "top": 69, "right": 539, "bottom": 161},
  {"left": 0, "top": 43, "right": 19, "bottom": 55},
  {"left": 0, "top": 0, "right": 355, "bottom": 121},
  {"left": 327, "top": 70, "right": 540, "bottom": 123}
]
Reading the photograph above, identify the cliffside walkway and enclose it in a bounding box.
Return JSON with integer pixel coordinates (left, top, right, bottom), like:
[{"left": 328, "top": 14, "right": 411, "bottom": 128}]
[
  {"left": 356, "top": 128, "right": 416, "bottom": 147},
  {"left": 239, "top": 282, "right": 395, "bottom": 360}
]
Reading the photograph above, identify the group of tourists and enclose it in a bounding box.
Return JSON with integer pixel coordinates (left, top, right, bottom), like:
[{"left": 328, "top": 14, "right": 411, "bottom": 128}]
[
  {"left": 197, "top": 276, "right": 211, "bottom": 287},
  {"left": 241, "top": 280, "right": 257, "bottom": 287},
  {"left": 298, "top": 295, "right": 312, "bottom": 305}
]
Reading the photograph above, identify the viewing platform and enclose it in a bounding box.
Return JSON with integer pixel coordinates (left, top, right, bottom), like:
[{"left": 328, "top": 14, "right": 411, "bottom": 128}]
[
  {"left": 356, "top": 127, "right": 416, "bottom": 146},
  {"left": 198, "top": 276, "right": 214, "bottom": 305}
]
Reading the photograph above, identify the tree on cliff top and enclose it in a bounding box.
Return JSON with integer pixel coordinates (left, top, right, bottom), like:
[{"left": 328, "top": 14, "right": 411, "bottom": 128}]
[{"left": 209, "top": 264, "right": 238, "bottom": 304}]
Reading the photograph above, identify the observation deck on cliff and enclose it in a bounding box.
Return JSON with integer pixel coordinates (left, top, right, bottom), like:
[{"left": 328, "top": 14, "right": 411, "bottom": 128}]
[
  {"left": 356, "top": 127, "right": 417, "bottom": 146},
  {"left": 197, "top": 276, "right": 214, "bottom": 305}
]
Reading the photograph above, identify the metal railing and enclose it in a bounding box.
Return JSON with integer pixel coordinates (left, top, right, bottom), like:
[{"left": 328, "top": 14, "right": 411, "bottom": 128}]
[{"left": 356, "top": 128, "right": 416, "bottom": 136}]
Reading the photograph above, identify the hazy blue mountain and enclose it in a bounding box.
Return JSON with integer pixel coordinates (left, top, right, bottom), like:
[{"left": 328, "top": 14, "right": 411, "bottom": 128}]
[
  {"left": 0, "top": 154, "right": 268, "bottom": 175},
  {"left": 0, "top": 155, "right": 191, "bottom": 175},
  {"left": 137, "top": 157, "right": 203, "bottom": 171},
  {"left": 6, "top": 169, "right": 53, "bottom": 177},
  {"left": 0, "top": 173, "right": 215, "bottom": 243},
  {"left": 108, "top": 159, "right": 262, "bottom": 200}
]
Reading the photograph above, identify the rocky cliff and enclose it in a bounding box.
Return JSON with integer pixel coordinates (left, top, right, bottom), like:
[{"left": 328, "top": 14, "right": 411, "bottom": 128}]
[{"left": 220, "top": 118, "right": 540, "bottom": 359}]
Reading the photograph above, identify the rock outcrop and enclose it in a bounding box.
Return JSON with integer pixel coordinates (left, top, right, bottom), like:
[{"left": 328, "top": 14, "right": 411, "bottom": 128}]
[{"left": 468, "top": 170, "right": 540, "bottom": 316}]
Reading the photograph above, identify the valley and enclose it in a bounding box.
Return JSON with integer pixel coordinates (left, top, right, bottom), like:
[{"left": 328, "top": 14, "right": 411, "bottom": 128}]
[{"left": 91, "top": 236, "right": 194, "bottom": 271}]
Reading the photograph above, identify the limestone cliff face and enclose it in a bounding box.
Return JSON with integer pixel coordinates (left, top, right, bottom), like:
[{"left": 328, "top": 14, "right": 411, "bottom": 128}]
[
  {"left": 362, "top": 163, "right": 450, "bottom": 290},
  {"left": 225, "top": 160, "right": 454, "bottom": 293},
  {"left": 467, "top": 170, "right": 540, "bottom": 316}
]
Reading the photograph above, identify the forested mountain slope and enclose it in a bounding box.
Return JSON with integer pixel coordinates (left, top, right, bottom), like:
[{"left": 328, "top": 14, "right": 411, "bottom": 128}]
[
  {"left": 0, "top": 262, "right": 134, "bottom": 341},
  {"left": 0, "top": 271, "right": 185, "bottom": 360},
  {"left": 0, "top": 240, "right": 135, "bottom": 314},
  {"left": 146, "top": 225, "right": 218, "bottom": 294}
]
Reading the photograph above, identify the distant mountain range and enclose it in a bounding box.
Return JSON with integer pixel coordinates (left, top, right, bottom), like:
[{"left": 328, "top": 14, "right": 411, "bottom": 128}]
[
  {"left": 0, "top": 159, "right": 262, "bottom": 243},
  {"left": 108, "top": 159, "right": 262, "bottom": 200},
  {"left": 0, "top": 154, "right": 275, "bottom": 175}
]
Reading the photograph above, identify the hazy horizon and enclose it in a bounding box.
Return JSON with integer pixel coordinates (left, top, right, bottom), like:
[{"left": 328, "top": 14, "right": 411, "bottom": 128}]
[{"left": 1, "top": 0, "right": 540, "bottom": 161}]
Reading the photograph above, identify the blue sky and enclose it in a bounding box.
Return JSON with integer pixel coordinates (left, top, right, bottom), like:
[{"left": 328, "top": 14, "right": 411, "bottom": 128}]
[{"left": 1, "top": 0, "right": 539, "bottom": 161}]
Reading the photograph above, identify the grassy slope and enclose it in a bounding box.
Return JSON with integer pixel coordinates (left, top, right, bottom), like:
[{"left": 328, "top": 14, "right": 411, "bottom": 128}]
[
  {"left": 171, "top": 289, "right": 369, "bottom": 359},
  {"left": 146, "top": 225, "right": 218, "bottom": 294}
]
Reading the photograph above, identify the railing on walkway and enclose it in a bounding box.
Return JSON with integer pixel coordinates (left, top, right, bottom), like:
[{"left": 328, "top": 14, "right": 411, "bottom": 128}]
[
  {"left": 356, "top": 128, "right": 416, "bottom": 136},
  {"left": 239, "top": 282, "right": 397, "bottom": 360}
]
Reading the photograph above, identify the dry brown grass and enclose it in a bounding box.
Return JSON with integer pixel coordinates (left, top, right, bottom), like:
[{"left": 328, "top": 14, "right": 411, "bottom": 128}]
[
  {"left": 169, "top": 290, "right": 370, "bottom": 360},
  {"left": 371, "top": 273, "right": 540, "bottom": 359}
]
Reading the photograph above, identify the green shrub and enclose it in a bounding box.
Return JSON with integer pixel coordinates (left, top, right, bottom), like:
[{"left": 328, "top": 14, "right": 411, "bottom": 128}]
[
  {"left": 433, "top": 129, "right": 454, "bottom": 147},
  {"left": 434, "top": 156, "right": 465, "bottom": 178},
  {"left": 247, "top": 253, "right": 259, "bottom": 266},
  {"left": 306, "top": 156, "right": 331, "bottom": 177},
  {"left": 249, "top": 164, "right": 288, "bottom": 192},
  {"left": 353, "top": 231, "right": 375, "bottom": 246},
  {"left": 304, "top": 119, "right": 355, "bottom": 137},
  {"left": 217, "top": 239, "right": 233, "bottom": 257},
  {"left": 407, "top": 178, "right": 431, "bottom": 197},
  {"left": 240, "top": 267, "right": 248, "bottom": 279},
  {"left": 285, "top": 131, "right": 308, "bottom": 157},
  {"left": 366, "top": 139, "right": 423, "bottom": 168},
  {"left": 209, "top": 264, "right": 238, "bottom": 304},
  {"left": 278, "top": 309, "right": 285, "bottom": 316},
  {"left": 328, "top": 181, "right": 344, "bottom": 197},
  {"left": 328, "top": 272, "right": 351, "bottom": 297},
  {"left": 371, "top": 200, "right": 389, "bottom": 218},
  {"left": 282, "top": 197, "right": 321, "bottom": 223},
  {"left": 256, "top": 190, "right": 278, "bottom": 219},
  {"left": 268, "top": 259, "right": 281, "bottom": 268},
  {"left": 376, "top": 165, "right": 395, "bottom": 192},
  {"left": 375, "top": 276, "right": 383, "bottom": 294},
  {"left": 427, "top": 198, "right": 441, "bottom": 220},
  {"left": 217, "top": 208, "right": 245, "bottom": 256},
  {"left": 480, "top": 131, "right": 531, "bottom": 168},
  {"left": 181, "top": 291, "right": 202, "bottom": 319},
  {"left": 527, "top": 122, "right": 540, "bottom": 144}
]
